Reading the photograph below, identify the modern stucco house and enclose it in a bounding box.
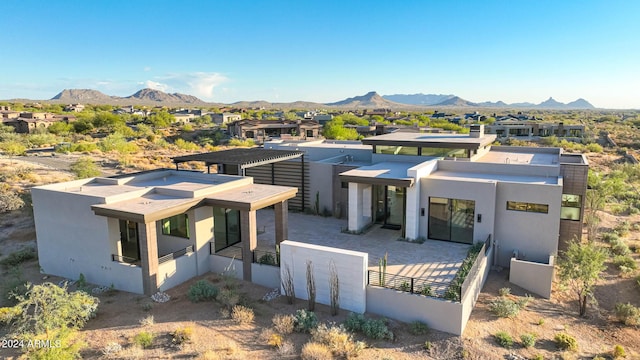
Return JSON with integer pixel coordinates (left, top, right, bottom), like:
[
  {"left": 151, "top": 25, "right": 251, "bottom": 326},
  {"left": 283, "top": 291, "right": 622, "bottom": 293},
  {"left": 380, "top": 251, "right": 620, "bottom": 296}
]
[
  {"left": 266, "top": 124, "right": 588, "bottom": 270},
  {"left": 32, "top": 168, "right": 297, "bottom": 295}
]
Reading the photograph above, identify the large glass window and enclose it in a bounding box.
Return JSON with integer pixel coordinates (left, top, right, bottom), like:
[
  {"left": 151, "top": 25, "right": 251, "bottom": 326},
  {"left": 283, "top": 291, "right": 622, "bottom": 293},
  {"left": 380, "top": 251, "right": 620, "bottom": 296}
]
[
  {"left": 561, "top": 194, "right": 581, "bottom": 221},
  {"left": 118, "top": 220, "right": 140, "bottom": 264},
  {"left": 213, "top": 207, "right": 241, "bottom": 252},
  {"left": 161, "top": 214, "right": 189, "bottom": 238},
  {"left": 506, "top": 201, "right": 549, "bottom": 214},
  {"left": 428, "top": 197, "right": 475, "bottom": 244}
]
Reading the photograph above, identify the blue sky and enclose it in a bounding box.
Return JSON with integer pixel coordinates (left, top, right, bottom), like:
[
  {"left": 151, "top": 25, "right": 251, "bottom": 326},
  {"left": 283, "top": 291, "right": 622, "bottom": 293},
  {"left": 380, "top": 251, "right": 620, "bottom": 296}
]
[{"left": 1, "top": 0, "right": 638, "bottom": 108}]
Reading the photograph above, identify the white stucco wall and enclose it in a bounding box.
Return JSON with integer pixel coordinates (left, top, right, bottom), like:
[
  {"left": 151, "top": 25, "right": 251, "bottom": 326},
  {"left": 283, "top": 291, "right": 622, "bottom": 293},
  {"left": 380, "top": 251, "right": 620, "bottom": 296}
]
[
  {"left": 405, "top": 160, "right": 437, "bottom": 240},
  {"left": 494, "top": 182, "right": 562, "bottom": 267},
  {"left": 157, "top": 253, "right": 197, "bottom": 291},
  {"left": 32, "top": 188, "right": 144, "bottom": 294},
  {"left": 348, "top": 182, "right": 372, "bottom": 232},
  {"left": 509, "top": 256, "right": 555, "bottom": 298},
  {"left": 309, "top": 162, "right": 335, "bottom": 214},
  {"left": 209, "top": 255, "right": 244, "bottom": 280},
  {"left": 251, "top": 263, "right": 281, "bottom": 288},
  {"left": 280, "top": 240, "right": 368, "bottom": 313},
  {"left": 193, "top": 206, "right": 214, "bottom": 276},
  {"left": 420, "top": 178, "right": 497, "bottom": 244}
]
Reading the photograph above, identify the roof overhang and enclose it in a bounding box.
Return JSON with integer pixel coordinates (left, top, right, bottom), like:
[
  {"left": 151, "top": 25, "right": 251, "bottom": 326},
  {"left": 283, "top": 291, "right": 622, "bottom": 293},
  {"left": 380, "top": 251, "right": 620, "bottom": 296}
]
[{"left": 172, "top": 148, "right": 304, "bottom": 169}]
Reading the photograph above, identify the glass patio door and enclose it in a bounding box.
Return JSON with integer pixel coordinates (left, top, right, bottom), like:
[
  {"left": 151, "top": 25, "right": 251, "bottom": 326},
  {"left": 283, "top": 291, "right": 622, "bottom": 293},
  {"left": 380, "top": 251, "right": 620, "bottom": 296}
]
[
  {"left": 373, "top": 185, "right": 406, "bottom": 232},
  {"left": 428, "top": 197, "right": 475, "bottom": 244}
]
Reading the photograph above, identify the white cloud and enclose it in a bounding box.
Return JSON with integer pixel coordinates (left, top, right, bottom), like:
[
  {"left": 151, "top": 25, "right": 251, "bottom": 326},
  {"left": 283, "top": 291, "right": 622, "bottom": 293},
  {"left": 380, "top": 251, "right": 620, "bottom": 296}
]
[
  {"left": 143, "top": 66, "right": 151, "bottom": 72},
  {"left": 146, "top": 72, "right": 228, "bottom": 100}
]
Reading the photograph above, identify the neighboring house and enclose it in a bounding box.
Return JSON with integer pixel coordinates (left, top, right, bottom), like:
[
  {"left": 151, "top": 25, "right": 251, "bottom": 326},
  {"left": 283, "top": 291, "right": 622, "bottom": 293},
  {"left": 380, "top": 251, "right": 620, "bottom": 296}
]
[
  {"left": 63, "top": 104, "right": 85, "bottom": 112},
  {"left": 32, "top": 169, "right": 297, "bottom": 295},
  {"left": 227, "top": 119, "right": 322, "bottom": 144},
  {"left": 211, "top": 112, "right": 242, "bottom": 125},
  {"left": 2, "top": 112, "right": 73, "bottom": 133},
  {"left": 486, "top": 120, "right": 585, "bottom": 138}
]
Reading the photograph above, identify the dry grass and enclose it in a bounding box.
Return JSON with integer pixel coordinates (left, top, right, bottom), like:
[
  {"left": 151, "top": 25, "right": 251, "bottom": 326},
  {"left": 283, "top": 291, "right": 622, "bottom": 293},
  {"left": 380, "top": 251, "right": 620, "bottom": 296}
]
[
  {"left": 301, "top": 342, "right": 333, "bottom": 360},
  {"left": 272, "top": 313, "right": 295, "bottom": 334},
  {"left": 230, "top": 305, "right": 254, "bottom": 324}
]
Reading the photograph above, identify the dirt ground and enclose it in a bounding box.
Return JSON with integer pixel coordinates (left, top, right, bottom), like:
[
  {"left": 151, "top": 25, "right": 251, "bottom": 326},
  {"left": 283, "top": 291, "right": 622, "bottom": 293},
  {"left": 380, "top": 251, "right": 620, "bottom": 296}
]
[{"left": 1, "top": 154, "right": 640, "bottom": 359}]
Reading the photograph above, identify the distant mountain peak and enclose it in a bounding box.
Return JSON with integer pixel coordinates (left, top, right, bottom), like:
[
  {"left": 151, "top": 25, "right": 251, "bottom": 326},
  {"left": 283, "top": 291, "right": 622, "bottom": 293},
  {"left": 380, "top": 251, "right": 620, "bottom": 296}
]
[
  {"left": 51, "top": 89, "right": 113, "bottom": 102},
  {"left": 326, "top": 91, "right": 404, "bottom": 108}
]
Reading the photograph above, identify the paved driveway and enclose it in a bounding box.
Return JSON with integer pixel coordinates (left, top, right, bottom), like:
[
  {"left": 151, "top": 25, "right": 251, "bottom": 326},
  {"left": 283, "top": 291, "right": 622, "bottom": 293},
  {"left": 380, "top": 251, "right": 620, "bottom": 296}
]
[{"left": 255, "top": 209, "right": 470, "bottom": 289}]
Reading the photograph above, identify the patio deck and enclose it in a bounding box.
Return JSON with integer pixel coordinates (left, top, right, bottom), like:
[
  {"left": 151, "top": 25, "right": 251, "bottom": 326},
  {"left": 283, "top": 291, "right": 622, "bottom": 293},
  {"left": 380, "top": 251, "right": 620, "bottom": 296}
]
[{"left": 253, "top": 209, "right": 470, "bottom": 289}]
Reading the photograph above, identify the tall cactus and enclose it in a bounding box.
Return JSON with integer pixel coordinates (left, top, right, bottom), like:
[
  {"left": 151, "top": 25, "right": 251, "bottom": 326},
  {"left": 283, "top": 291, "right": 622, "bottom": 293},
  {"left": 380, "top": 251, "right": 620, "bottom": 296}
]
[{"left": 378, "top": 252, "right": 388, "bottom": 286}]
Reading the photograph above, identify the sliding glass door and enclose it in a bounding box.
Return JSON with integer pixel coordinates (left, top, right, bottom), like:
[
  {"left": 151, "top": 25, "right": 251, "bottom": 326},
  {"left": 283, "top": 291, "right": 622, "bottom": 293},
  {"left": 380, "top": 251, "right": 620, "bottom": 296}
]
[
  {"left": 213, "top": 207, "right": 241, "bottom": 252},
  {"left": 428, "top": 197, "right": 475, "bottom": 244},
  {"left": 373, "top": 185, "right": 406, "bottom": 232}
]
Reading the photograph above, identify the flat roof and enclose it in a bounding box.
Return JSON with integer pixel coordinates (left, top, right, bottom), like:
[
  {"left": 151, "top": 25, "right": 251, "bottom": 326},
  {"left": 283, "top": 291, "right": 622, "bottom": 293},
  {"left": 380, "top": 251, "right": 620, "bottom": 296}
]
[
  {"left": 476, "top": 150, "right": 559, "bottom": 166},
  {"left": 428, "top": 170, "right": 559, "bottom": 185},
  {"left": 362, "top": 132, "right": 496, "bottom": 149},
  {"left": 339, "top": 161, "right": 418, "bottom": 187},
  {"left": 172, "top": 148, "right": 304, "bottom": 168}
]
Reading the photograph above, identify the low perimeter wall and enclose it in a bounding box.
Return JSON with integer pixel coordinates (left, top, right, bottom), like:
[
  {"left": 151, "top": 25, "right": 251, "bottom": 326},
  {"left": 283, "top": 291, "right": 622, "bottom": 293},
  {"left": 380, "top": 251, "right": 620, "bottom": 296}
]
[
  {"left": 157, "top": 253, "right": 198, "bottom": 292},
  {"left": 509, "top": 256, "right": 554, "bottom": 299},
  {"left": 367, "top": 245, "right": 493, "bottom": 336},
  {"left": 280, "top": 240, "right": 368, "bottom": 313},
  {"left": 252, "top": 263, "right": 281, "bottom": 289},
  {"left": 209, "top": 255, "right": 244, "bottom": 280}
]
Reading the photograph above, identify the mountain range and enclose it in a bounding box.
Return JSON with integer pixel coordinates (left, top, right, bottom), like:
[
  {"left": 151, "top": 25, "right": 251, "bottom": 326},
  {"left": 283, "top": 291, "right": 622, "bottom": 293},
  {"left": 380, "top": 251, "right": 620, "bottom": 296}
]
[{"left": 43, "top": 88, "right": 596, "bottom": 109}]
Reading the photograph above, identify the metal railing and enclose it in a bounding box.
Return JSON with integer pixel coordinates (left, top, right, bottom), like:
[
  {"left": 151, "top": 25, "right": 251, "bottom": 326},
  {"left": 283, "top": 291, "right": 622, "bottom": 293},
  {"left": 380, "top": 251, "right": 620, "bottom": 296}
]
[
  {"left": 158, "top": 245, "right": 194, "bottom": 264},
  {"left": 111, "top": 254, "right": 140, "bottom": 266},
  {"left": 253, "top": 247, "right": 280, "bottom": 267},
  {"left": 210, "top": 242, "right": 243, "bottom": 260},
  {"left": 367, "top": 270, "right": 448, "bottom": 298}
]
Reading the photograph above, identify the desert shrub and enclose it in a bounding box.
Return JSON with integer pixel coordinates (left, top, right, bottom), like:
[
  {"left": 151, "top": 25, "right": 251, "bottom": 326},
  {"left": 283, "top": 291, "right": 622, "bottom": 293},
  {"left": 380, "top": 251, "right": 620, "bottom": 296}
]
[
  {"left": 601, "top": 232, "right": 619, "bottom": 243},
  {"left": 0, "top": 247, "right": 36, "bottom": 267},
  {"left": 409, "top": 321, "right": 430, "bottom": 335},
  {"left": 258, "top": 253, "right": 277, "bottom": 265},
  {"left": 443, "top": 242, "right": 484, "bottom": 301},
  {"left": 499, "top": 287, "right": 511, "bottom": 297},
  {"left": 138, "top": 315, "right": 154, "bottom": 326},
  {"left": 537, "top": 318, "right": 545, "bottom": 326},
  {"left": 0, "top": 190, "right": 25, "bottom": 213},
  {"left": 171, "top": 326, "right": 193, "bottom": 345},
  {"left": 267, "top": 333, "right": 282, "bottom": 348},
  {"left": 494, "top": 331, "right": 513, "bottom": 348},
  {"left": 554, "top": 333, "right": 578, "bottom": 351},
  {"left": 361, "top": 317, "right": 393, "bottom": 340},
  {"left": 343, "top": 312, "right": 366, "bottom": 332},
  {"left": 532, "top": 355, "right": 544, "bottom": 360},
  {"left": 301, "top": 342, "right": 333, "bottom": 360},
  {"left": 614, "top": 302, "right": 640, "bottom": 325},
  {"left": 187, "top": 280, "right": 219, "bottom": 303},
  {"left": 489, "top": 297, "right": 522, "bottom": 318},
  {"left": 272, "top": 313, "right": 295, "bottom": 334},
  {"left": 611, "top": 242, "right": 631, "bottom": 256},
  {"left": 312, "top": 323, "right": 364, "bottom": 358},
  {"left": 216, "top": 288, "right": 240, "bottom": 309},
  {"left": 613, "top": 344, "right": 626, "bottom": 358},
  {"left": 101, "top": 342, "right": 123, "bottom": 357},
  {"left": 294, "top": 309, "right": 318, "bottom": 333},
  {"left": 0, "top": 306, "right": 22, "bottom": 324},
  {"left": 613, "top": 255, "right": 638, "bottom": 273},
  {"left": 174, "top": 138, "right": 200, "bottom": 151},
  {"left": 231, "top": 305, "right": 254, "bottom": 324},
  {"left": 228, "top": 138, "right": 255, "bottom": 147},
  {"left": 520, "top": 333, "right": 536, "bottom": 348},
  {"left": 586, "top": 143, "right": 603, "bottom": 153},
  {"left": 70, "top": 157, "right": 101, "bottom": 178},
  {"left": 22, "top": 327, "right": 86, "bottom": 360},
  {"left": 615, "top": 221, "right": 631, "bottom": 237},
  {"left": 419, "top": 285, "right": 434, "bottom": 297},
  {"left": 133, "top": 331, "right": 154, "bottom": 348},
  {"left": 277, "top": 340, "right": 295, "bottom": 356}
]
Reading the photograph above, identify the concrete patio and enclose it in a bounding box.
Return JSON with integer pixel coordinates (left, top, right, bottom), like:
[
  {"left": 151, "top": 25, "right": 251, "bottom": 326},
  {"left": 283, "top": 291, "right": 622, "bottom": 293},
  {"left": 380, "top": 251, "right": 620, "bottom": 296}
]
[{"left": 253, "top": 209, "right": 471, "bottom": 290}]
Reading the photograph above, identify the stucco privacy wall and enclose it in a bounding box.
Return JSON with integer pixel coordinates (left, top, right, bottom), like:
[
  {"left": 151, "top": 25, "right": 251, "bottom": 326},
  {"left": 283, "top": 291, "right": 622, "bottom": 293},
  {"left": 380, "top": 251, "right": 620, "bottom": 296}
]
[
  {"left": 251, "top": 263, "right": 281, "bottom": 288},
  {"left": 280, "top": 240, "right": 368, "bottom": 313},
  {"left": 31, "top": 187, "right": 144, "bottom": 293},
  {"left": 209, "top": 255, "right": 244, "bottom": 280},
  {"left": 509, "top": 256, "right": 555, "bottom": 299},
  {"left": 309, "top": 161, "right": 335, "bottom": 215},
  {"left": 157, "top": 254, "right": 197, "bottom": 291}
]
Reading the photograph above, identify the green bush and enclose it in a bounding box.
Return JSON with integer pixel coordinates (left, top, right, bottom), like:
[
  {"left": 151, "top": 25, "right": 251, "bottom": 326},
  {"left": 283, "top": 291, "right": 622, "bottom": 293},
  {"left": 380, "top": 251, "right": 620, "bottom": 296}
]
[
  {"left": 343, "top": 312, "right": 366, "bottom": 332},
  {"left": 133, "top": 331, "right": 154, "bottom": 348},
  {"left": 611, "top": 241, "right": 631, "bottom": 256},
  {"left": 613, "top": 255, "right": 637, "bottom": 273},
  {"left": 70, "top": 157, "right": 101, "bottom": 178},
  {"left": 443, "top": 242, "right": 484, "bottom": 301},
  {"left": 174, "top": 138, "right": 200, "bottom": 151},
  {"left": 614, "top": 302, "right": 640, "bottom": 325},
  {"left": 409, "top": 321, "right": 430, "bottom": 335},
  {"left": 171, "top": 326, "right": 193, "bottom": 345},
  {"left": 361, "top": 317, "right": 393, "bottom": 340},
  {"left": 419, "top": 285, "right": 434, "bottom": 297},
  {"left": 615, "top": 221, "right": 631, "bottom": 237},
  {"left": 498, "top": 287, "right": 511, "bottom": 296},
  {"left": 0, "top": 190, "right": 25, "bottom": 213},
  {"left": 520, "top": 333, "right": 536, "bottom": 348},
  {"left": 489, "top": 297, "right": 522, "bottom": 318},
  {"left": 187, "top": 280, "right": 219, "bottom": 303},
  {"left": 294, "top": 309, "right": 319, "bottom": 333},
  {"left": 494, "top": 331, "right": 513, "bottom": 348},
  {"left": 0, "top": 247, "right": 37, "bottom": 268},
  {"left": 554, "top": 332, "right": 578, "bottom": 351},
  {"left": 601, "top": 232, "right": 619, "bottom": 243},
  {"left": 613, "top": 344, "right": 626, "bottom": 359}
]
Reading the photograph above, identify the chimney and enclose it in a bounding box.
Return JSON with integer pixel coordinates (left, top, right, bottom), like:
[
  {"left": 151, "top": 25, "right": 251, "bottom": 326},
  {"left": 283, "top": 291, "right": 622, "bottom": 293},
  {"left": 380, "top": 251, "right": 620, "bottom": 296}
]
[{"left": 469, "top": 124, "right": 484, "bottom": 138}]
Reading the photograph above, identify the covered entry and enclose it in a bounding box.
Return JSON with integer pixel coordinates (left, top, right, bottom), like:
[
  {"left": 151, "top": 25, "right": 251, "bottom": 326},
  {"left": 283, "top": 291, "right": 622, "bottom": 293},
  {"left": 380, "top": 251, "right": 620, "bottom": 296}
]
[{"left": 339, "top": 162, "right": 416, "bottom": 237}]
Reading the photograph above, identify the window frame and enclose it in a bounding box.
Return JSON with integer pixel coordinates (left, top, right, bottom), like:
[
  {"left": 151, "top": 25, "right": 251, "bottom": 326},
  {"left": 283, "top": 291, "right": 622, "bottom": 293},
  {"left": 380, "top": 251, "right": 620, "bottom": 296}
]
[
  {"left": 161, "top": 214, "right": 190, "bottom": 238},
  {"left": 506, "top": 201, "right": 549, "bottom": 214}
]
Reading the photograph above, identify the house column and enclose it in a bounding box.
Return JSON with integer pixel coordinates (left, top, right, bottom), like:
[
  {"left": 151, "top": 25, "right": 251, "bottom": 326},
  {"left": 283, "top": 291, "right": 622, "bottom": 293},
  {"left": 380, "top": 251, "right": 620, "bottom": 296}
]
[
  {"left": 405, "top": 183, "right": 420, "bottom": 240},
  {"left": 348, "top": 182, "right": 370, "bottom": 232},
  {"left": 138, "top": 222, "right": 159, "bottom": 295},
  {"left": 240, "top": 210, "right": 257, "bottom": 281},
  {"left": 275, "top": 200, "right": 288, "bottom": 245}
]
